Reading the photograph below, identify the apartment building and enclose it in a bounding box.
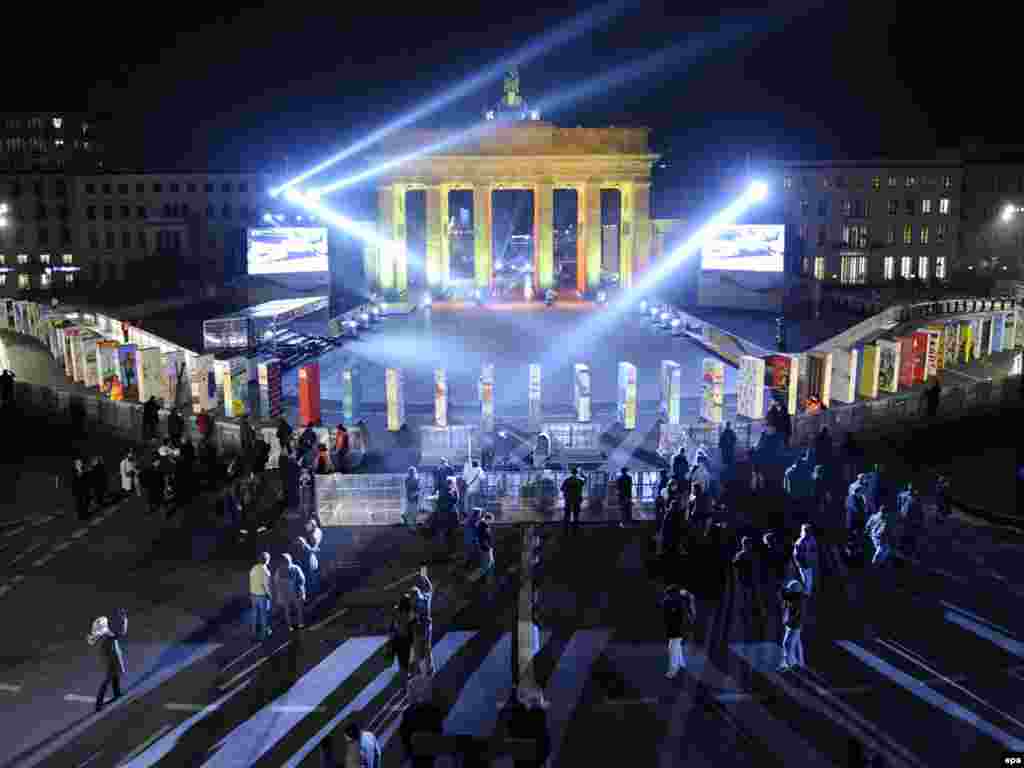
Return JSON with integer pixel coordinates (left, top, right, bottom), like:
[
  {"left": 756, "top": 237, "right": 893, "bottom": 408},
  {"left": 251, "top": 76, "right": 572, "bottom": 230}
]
[{"left": 781, "top": 156, "right": 962, "bottom": 286}]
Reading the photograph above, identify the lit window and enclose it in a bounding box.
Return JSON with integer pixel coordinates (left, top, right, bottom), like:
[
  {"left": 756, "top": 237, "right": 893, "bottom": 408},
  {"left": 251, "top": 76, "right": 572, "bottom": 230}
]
[
  {"left": 872, "top": 176, "right": 881, "bottom": 190},
  {"left": 921, "top": 199, "right": 932, "bottom": 215},
  {"left": 802, "top": 256, "right": 810, "bottom": 275},
  {"left": 939, "top": 198, "right": 950, "bottom": 215},
  {"left": 55, "top": 138, "right": 64, "bottom": 147},
  {"left": 0, "top": 274, "right": 5, "bottom": 286},
  {"left": 903, "top": 224, "right": 913, "bottom": 245},
  {"left": 17, "top": 273, "right": 29, "bottom": 289},
  {"left": 783, "top": 176, "right": 793, "bottom": 189},
  {"left": 900, "top": 256, "right": 913, "bottom": 279},
  {"left": 918, "top": 256, "right": 929, "bottom": 280},
  {"left": 40, "top": 271, "right": 51, "bottom": 288},
  {"left": 887, "top": 199, "right": 898, "bottom": 216},
  {"left": 17, "top": 253, "right": 28, "bottom": 265},
  {"left": 64, "top": 272, "right": 74, "bottom": 285},
  {"left": 942, "top": 175, "right": 952, "bottom": 189},
  {"left": 0, "top": 255, "right": 4, "bottom": 264},
  {"left": 888, "top": 176, "right": 897, "bottom": 188},
  {"left": 39, "top": 253, "right": 50, "bottom": 264},
  {"left": 905, "top": 176, "right": 917, "bottom": 188},
  {"left": 52, "top": 117, "right": 62, "bottom": 129},
  {"left": 920, "top": 225, "right": 929, "bottom": 245},
  {"left": 840, "top": 255, "right": 867, "bottom": 284},
  {"left": 62, "top": 254, "right": 72, "bottom": 264},
  {"left": 936, "top": 223, "right": 947, "bottom": 243},
  {"left": 840, "top": 200, "right": 852, "bottom": 216},
  {"left": 814, "top": 256, "right": 825, "bottom": 280},
  {"left": 935, "top": 256, "right": 946, "bottom": 279},
  {"left": 798, "top": 223, "right": 808, "bottom": 241},
  {"left": 884, "top": 256, "right": 895, "bottom": 280}
]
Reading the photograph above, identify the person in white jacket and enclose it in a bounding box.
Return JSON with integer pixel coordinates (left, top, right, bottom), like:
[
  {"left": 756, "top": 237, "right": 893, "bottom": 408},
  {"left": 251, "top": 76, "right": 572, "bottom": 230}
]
[{"left": 119, "top": 450, "right": 138, "bottom": 497}]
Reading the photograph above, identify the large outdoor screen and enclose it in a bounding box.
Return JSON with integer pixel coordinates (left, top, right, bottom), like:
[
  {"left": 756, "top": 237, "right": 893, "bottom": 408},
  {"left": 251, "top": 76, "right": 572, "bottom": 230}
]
[
  {"left": 700, "top": 224, "right": 784, "bottom": 272},
  {"left": 247, "top": 227, "right": 329, "bottom": 274}
]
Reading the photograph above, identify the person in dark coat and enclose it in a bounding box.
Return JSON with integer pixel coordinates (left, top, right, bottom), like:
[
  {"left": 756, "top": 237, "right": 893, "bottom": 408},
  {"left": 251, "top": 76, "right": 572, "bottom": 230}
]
[
  {"left": 662, "top": 586, "right": 696, "bottom": 678},
  {"left": 142, "top": 396, "right": 159, "bottom": 441},
  {"left": 671, "top": 446, "right": 690, "bottom": 486},
  {"left": 616, "top": 467, "right": 634, "bottom": 527},
  {"left": 72, "top": 458, "right": 91, "bottom": 521},
  {"left": 275, "top": 417, "right": 293, "bottom": 454},
  {"left": 813, "top": 426, "right": 834, "bottom": 470},
  {"left": 924, "top": 380, "right": 941, "bottom": 418},
  {"left": 167, "top": 408, "right": 184, "bottom": 444},
  {"left": 176, "top": 438, "right": 195, "bottom": 503},
  {"left": 719, "top": 422, "right": 737, "bottom": 468},
  {"left": 334, "top": 424, "right": 349, "bottom": 473},
  {"left": 253, "top": 432, "right": 271, "bottom": 473},
  {"left": 88, "top": 608, "right": 128, "bottom": 711},
  {"left": 389, "top": 594, "right": 417, "bottom": 693},
  {"left": 434, "top": 478, "right": 460, "bottom": 557},
  {"left": 654, "top": 468, "right": 670, "bottom": 533},
  {"left": 90, "top": 456, "right": 109, "bottom": 508},
  {"left": 141, "top": 458, "right": 163, "bottom": 516},
  {"left": 560, "top": 467, "right": 585, "bottom": 534},
  {"left": 778, "top": 405, "right": 793, "bottom": 448}
]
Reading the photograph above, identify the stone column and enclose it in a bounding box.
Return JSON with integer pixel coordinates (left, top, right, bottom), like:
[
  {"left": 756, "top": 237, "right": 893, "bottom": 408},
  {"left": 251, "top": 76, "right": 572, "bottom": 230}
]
[
  {"left": 583, "top": 181, "right": 602, "bottom": 292},
  {"left": 425, "top": 186, "right": 443, "bottom": 287},
  {"left": 473, "top": 184, "right": 493, "bottom": 289},
  {"left": 378, "top": 185, "right": 408, "bottom": 293},
  {"left": 619, "top": 182, "right": 635, "bottom": 291},
  {"left": 533, "top": 182, "right": 554, "bottom": 291},
  {"left": 393, "top": 185, "right": 408, "bottom": 295},
  {"left": 440, "top": 184, "right": 451, "bottom": 286},
  {"left": 634, "top": 181, "right": 652, "bottom": 278},
  {"left": 575, "top": 184, "right": 587, "bottom": 295}
]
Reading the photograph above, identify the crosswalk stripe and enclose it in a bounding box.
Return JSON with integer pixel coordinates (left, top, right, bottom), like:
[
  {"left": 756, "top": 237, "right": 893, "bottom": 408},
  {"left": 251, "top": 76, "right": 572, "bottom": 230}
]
[
  {"left": 118, "top": 681, "right": 252, "bottom": 768},
  {"left": 536, "top": 629, "right": 612, "bottom": 768},
  {"left": 730, "top": 642, "right": 925, "bottom": 768},
  {"left": 202, "top": 636, "right": 388, "bottom": 767},
  {"left": 442, "top": 633, "right": 513, "bottom": 737},
  {"left": 290, "top": 631, "right": 477, "bottom": 768},
  {"left": 941, "top": 601, "right": 1016, "bottom": 639},
  {"left": 944, "top": 611, "right": 1024, "bottom": 661},
  {"left": 838, "top": 640, "right": 1024, "bottom": 751}
]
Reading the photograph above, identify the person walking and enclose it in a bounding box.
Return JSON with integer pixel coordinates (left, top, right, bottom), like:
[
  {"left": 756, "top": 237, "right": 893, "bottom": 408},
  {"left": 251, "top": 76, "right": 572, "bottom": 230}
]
[
  {"left": 560, "top": 466, "right": 585, "bottom": 534},
  {"left": 462, "top": 459, "right": 486, "bottom": 518},
  {"left": 389, "top": 594, "right": 417, "bottom": 694},
  {"left": 274, "top": 553, "right": 306, "bottom": 630},
  {"left": 616, "top": 467, "right": 633, "bottom": 527},
  {"left": 72, "top": 458, "right": 91, "bottom": 521},
  {"left": 934, "top": 474, "right": 951, "bottom": 522},
  {"left": 249, "top": 553, "right": 273, "bottom": 640},
  {"left": 140, "top": 457, "right": 163, "bottom": 517},
  {"left": 866, "top": 505, "right": 892, "bottom": 566},
  {"left": 761, "top": 532, "right": 788, "bottom": 619},
  {"left": 686, "top": 482, "right": 711, "bottom": 531},
  {"left": 793, "top": 523, "right": 818, "bottom": 597},
  {"left": 720, "top": 421, "right": 737, "bottom": 478},
  {"left": 412, "top": 565, "right": 435, "bottom": 676},
  {"left": 295, "top": 536, "right": 320, "bottom": 598},
  {"left": 142, "top": 396, "right": 159, "bottom": 442},
  {"left": 343, "top": 721, "right": 382, "bottom": 768},
  {"left": 88, "top": 608, "right": 128, "bottom": 711},
  {"left": 91, "top": 456, "right": 109, "bottom": 508},
  {"left": 119, "top": 450, "right": 138, "bottom": 498},
  {"left": 662, "top": 585, "right": 696, "bottom": 679},
  {"left": 689, "top": 450, "right": 711, "bottom": 497},
  {"left": 779, "top": 404, "right": 793, "bottom": 448},
  {"left": 897, "top": 483, "right": 925, "bottom": 561},
  {"left": 778, "top": 580, "right": 805, "bottom": 671}
]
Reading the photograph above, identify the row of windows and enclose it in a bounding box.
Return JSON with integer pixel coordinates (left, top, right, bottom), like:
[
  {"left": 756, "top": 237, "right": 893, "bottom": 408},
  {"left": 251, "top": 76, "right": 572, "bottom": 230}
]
[
  {"left": 2, "top": 117, "right": 83, "bottom": 132},
  {"left": 0, "top": 272, "right": 75, "bottom": 289},
  {"left": 0, "top": 254, "right": 74, "bottom": 265},
  {"left": 796, "top": 197, "right": 952, "bottom": 217},
  {"left": 83, "top": 230, "right": 198, "bottom": 250},
  {"left": 784, "top": 174, "right": 955, "bottom": 191},
  {"left": 84, "top": 180, "right": 249, "bottom": 195},
  {"left": 0, "top": 227, "right": 73, "bottom": 246},
  {"left": 796, "top": 222, "right": 950, "bottom": 246},
  {"left": 4, "top": 179, "right": 69, "bottom": 197},
  {"left": 804, "top": 255, "right": 947, "bottom": 283},
  {"left": 2, "top": 138, "right": 89, "bottom": 153},
  {"left": 3, "top": 203, "right": 71, "bottom": 220},
  {"left": 85, "top": 203, "right": 252, "bottom": 221}
]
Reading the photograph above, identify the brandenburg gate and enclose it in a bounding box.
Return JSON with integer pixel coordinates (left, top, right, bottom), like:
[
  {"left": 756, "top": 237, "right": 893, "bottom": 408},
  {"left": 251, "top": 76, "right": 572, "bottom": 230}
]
[{"left": 364, "top": 112, "right": 660, "bottom": 297}]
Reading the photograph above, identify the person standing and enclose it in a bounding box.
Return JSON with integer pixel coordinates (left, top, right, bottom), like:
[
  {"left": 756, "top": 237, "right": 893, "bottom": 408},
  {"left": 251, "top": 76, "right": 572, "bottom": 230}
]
[
  {"left": 142, "top": 396, "right": 159, "bottom": 442},
  {"left": 662, "top": 585, "right": 696, "bottom": 678},
  {"left": 866, "top": 505, "right": 892, "bottom": 566},
  {"left": 616, "top": 467, "right": 634, "bottom": 527},
  {"left": 761, "top": 532, "right": 788, "bottom": 619},
  {"left": 275, "top": 417, "right": 293, "bottom": 455},
  {"left": 779, "top": 405, "right": 793, "bottom": 448},
  {"left": 389, "top": 595, "right": 417, "bottom": 694},
  {"left": 671, "top": 446, "right": 689, "bottom": 488},
  {"left": 274, "top": 553, "right": 306, "bottom": 631},
  {"left": 898, "top": 483, "right": 925, "bottom": 560},
  {"left": 784, "top": 450, "right": 815, "bottom": 526},
  {"left": 560, "top": 466, "right": 585, "bottom": 534},
  {"left": 462, "top": 506, "right": 482, "bottom": 569},
  {"left": 793, "top": 523, "right": 818, "bottom": 597},
  {"left": 654, "top": 468, "right": 670, "bottom": 533},
  {"left": 462, "top": 459, "right": 486, "bottom": 519},
  {"left": 295, "top": 536, "right": 320, "bottom": 598},
  {"left": 119, "top": 450, "right": 137, "bottom": 498},
  {"left": 733, "top": 536, "right": 758, "bottom": 621},
  {"left": 412, "top": 565, "right": 434, "bottom": 676},
  {"left": 476, "top": 513, "right": 496, "bottom": 595},
  {"left": 72, "top": 458, "right": 91, "bottom": 521},
  {"left": 934, "top": 474, "right": 951, "bottom": 522},
  {"left": 343, "top": 721, "right": 382, "bottom": 768},
  {"left": 196, "top": 408, "right": 212, "bottom": 445},
  {"left": 778, "top": 580, "right": 805, "bottom": 671},
  {"left": 435, "top": 477, "right": 460, "bottom": 558},
  {"left": 334, "top": 423, "right": 349, "bottom": 473},
  {"left": 814, "top": 426, "right": 834, "bottom": 471},
  {"left": 924, "top": 380, "right": 941, "bottom": 419},
  {"left": 91, "top": 456, "right": 109, "bottom": 508},
  {"left": 403, "top": 467, "right": 421, "bottom": 528},
  {"left": 249, "top": 553, "right": 273, "bottom": 640},
  {"left": 167, "top": 408, "right": 185, "bottom": 445},
  {"left": 88, "top": 608, "right": 128, "bottom": 711},
  {"left": 720, "top": 421, "right": 737, "bottom": 470}
]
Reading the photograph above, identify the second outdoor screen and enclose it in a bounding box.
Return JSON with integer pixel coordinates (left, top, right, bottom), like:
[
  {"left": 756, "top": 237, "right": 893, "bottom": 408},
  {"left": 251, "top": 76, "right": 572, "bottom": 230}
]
[
  {"left": 247, "top": 227, "right": 329, "bottom": 274},
  {"left": 700, "top": 224, "right": 784, "bottom": 272}
]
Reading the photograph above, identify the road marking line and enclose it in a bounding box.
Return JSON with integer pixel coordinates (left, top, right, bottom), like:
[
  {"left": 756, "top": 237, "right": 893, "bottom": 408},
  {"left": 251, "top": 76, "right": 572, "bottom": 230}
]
[
  {"left": 880, "top": 637, "right": 1024, "bottom": 735},
  {"left": 12, "top": 574, "right": 25, "bottom": 583},
  {"left": 270, "top": 705, "right": 327, "bottom": 713},
  {"left": 165, "top": 703, "right": 207, "bottom": 712},
  {"left": 0, "top": 586, "right": 11, "bottom": 598},
  {"left": 941, "top": 601, "right": 1015, "bottom": 638},
  {"left": 32, "top": 554, "right": 55, "bottom": 567},
  {"left": 89, "top": 518, "right": 105, "bottom": 527},
  {"left": 71, "top": 528, "right": 89, "bottom": 538},
  {"left": 52, "top": 541, "right": 73, "bottom": 552},
  {"left": 75, "top": 750, "right": 104, "bottom": 768},
  {"left": 376, "top": 571, "right": 418, "bottom": 593},
  {"left": 23, "top": 542, "right": 44, "bottom": 553},
  {"left": 221, "top": 644, "right": 262, "bottom": 672},
  {"left": 4, "top": 526, "right": 25, "bottom": 537},
  {"left": 64, "top": 693, "right": 95, "bottom": 703},
  {"left": 308, "top": 606, "right": 349, "bottom": 632},
  {"left": 119, "top": 724, "right": 173, "bottom": 763},
  {"left": 0, "top": 682, "right": 22, "bottom": 693},
  {"left": 217, "top": 645, "right": 290, "bottom": 691}
]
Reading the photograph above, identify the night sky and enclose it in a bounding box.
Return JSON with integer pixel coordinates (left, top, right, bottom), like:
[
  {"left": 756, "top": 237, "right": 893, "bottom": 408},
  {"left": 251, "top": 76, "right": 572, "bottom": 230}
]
[{"left": 11, "top": 2, "right": 1005, "bottom": 182}]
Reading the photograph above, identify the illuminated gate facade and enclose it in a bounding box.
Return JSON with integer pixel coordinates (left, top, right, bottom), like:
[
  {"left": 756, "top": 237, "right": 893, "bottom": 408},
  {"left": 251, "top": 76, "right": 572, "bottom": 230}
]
[{"left": 365, "top": 122, "right": 659, "bottom": 297}]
